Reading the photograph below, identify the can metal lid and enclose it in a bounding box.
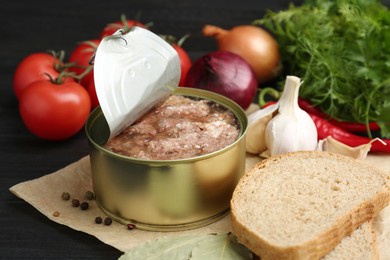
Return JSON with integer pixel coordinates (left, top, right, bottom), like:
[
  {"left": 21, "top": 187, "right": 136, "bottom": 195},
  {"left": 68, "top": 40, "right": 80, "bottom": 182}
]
[{"left": 94, "top": 27, "right": 180, "bottom": 138}]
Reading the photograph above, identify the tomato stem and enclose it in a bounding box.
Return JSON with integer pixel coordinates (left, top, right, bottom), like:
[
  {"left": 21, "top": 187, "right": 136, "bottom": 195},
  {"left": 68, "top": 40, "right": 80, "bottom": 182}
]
[
  {"left": 73, "top": 65, "right": 94, "bottom": 81},
  {"left": 159, "top": 34, "right": 176, "bottom": 45},
  {"left": 46, "top": 49, "right": 68, "bottom": 72},
  {"left": 46, "top": 48, "right": 96, "bottom": 83},
  {"left": 160, "top": 33, "right": 191, "bottom": 47},
  {"left": 44, "top": 71, "right": 65, "bottom": 85},
  {"left": 119, "top": 14, "right": 131, "bottom": 33},
  {"left": 177, "top": 34, "right": 191, "bottom": 46},
  {"left": 126, "top": 12, "right": 154, "bottom": 29}
]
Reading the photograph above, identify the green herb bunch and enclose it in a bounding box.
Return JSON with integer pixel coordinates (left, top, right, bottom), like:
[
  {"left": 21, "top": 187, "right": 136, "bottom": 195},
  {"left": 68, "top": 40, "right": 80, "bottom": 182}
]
[{"left": 255, "top": 0, "right": 390, "bottom": 138}]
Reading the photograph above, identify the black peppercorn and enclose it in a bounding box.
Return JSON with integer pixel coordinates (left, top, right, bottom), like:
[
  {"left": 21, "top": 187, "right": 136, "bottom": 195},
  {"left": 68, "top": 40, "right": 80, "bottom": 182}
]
[
  {"left": 95, "top": 216, "right": 102, "bottom": 224},
  {"left": 61, "top": 192, "right": 70, "bottom": 201},
  {"left": 80, "top": 201, "right": 89, "bottom": 210},
  {"left": 71, "top": 199, "right": 80, "bottom": 207},
  {"left": 104, "top": 217, "right": 112, "bottom": 226},
  {"left": 85, "top": 191, "right": 95, "bottom": 200}
]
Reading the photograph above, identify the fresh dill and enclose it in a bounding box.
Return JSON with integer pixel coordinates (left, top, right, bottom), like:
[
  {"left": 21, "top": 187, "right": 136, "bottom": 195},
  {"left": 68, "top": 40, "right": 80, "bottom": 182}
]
[{"left": 255, "top": 0, "right": 390, "bottom": 138}]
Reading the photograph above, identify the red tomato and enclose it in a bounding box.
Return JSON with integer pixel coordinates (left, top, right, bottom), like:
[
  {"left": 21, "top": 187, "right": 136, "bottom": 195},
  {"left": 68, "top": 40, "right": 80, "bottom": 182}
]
[
  {"left": 173, "top": 44, "right": 192, "bottom": 86},
  {"left": 86, "top": 72, "right": 99, "bottom": 109},
  {"left": 68, "top": 39, "right": 100, "bottom": 87},
  {"left": 13, "top": 53, "right": 74, "bottom": 99},
  {"left": 100, "top": 20, "right": 147, "bottom": 39},
  {"left": 19, "top": 80, "right": 91, "bottom": 141}
]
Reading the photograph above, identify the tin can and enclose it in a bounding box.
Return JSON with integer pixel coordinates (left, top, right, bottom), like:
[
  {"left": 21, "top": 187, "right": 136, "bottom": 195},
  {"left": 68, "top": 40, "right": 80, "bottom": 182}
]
[{"left": 85, "top": 87, "right": 248, "bottom": 231}]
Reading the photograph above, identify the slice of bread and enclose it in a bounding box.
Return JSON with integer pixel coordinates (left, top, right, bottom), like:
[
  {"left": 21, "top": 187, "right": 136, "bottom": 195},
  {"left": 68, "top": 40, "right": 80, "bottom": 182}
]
[
  {"left": 323, "top": 221, "right": 379, "bottom": 260},
  {"left": 231, "top": 151, "right": 390, "bottom": 260}
]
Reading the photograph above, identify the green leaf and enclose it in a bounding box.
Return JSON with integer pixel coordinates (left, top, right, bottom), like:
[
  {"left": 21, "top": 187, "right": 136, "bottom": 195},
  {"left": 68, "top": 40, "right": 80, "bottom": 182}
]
[
  {"left": 118, "top": 233, "right": 253, "bottom": 260},
  {"left": 256, "top": 0, "right": 390, "bottom": 137},
  {"left": 191, "top": 233, "right": 253, "bottom": 260},
  {"left": 119, "top": 234, "right": 208, "bottom": 260}
]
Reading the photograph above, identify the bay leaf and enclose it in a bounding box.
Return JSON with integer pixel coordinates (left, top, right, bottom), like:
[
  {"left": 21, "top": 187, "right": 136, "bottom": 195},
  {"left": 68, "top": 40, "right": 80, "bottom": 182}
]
[
  {"left": 191, "top": 233, "right": 252, "bottom": 260},
  {"left": 119, "top": 234, "right": 210, "bottom": 260},
  {"left": 118, "top": 233, "right": 253, "bottom": 260}
]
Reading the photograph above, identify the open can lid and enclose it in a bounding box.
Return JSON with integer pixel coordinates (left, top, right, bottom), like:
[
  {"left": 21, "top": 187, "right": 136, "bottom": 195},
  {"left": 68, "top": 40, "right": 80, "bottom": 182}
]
[{"left": 93, "top": 26, "right": 180, "bottom": 139}]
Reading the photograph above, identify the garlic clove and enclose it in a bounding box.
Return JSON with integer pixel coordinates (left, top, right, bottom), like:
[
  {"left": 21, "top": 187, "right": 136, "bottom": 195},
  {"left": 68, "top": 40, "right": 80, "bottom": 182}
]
[
  {"left": 259, "top": 149, "right": 271, "bottom": 158},
  {"left": 246, "top": 103, "right": 279, "bottom": 154},
  {"left": 317, "top": 136, "right": 385, "bottom": 160},
  {"left": 265, "top": 76, "right": 318, "bottom": 156}
]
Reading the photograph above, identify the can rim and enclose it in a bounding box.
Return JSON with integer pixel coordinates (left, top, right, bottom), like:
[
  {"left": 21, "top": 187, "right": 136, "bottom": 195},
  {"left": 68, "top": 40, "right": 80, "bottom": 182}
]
[
  {"left": 96, "top": 198, "right": 230, "bottom": 231},
  {"left": 85, "top": 87, "right": 248, "bottom": 165}
]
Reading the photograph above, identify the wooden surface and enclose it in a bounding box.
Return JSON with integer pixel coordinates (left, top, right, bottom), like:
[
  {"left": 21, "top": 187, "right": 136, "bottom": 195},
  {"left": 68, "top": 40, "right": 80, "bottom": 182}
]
[{"left": 1, "top": 0, "right": 389, "bottom": 259}]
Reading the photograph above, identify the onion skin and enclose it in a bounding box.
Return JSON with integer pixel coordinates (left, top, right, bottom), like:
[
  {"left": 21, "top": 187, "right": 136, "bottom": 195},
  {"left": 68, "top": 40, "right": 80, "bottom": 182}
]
[
  {"left": 184, "top": 51, "right": 258, "bottom": 110},
  {"left": 203, "top": 24, "right": 281, "bottom": 84}
]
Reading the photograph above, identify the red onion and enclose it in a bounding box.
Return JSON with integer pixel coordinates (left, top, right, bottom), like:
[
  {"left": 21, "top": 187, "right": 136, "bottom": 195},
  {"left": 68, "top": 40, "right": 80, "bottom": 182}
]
[
  {"left": 202, "top": 25, "right": 281, "bottom": 84},
  {"left": 184, "top": 51, "right": 258, "bottom": 109}
]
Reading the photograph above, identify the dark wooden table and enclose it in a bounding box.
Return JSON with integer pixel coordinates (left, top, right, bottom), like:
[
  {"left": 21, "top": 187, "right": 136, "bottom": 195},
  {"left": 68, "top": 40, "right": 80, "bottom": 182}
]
[{"left": 1, "top": 0, "right": 388, "bottom": 259}]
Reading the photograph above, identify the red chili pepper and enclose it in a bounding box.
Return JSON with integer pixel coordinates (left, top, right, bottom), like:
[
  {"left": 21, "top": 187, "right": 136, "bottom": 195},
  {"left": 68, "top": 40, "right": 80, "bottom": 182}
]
[
  {"left": 261, "top": 101, "right": 277, "bottom": 108},
  {"left": 298, "top": 98, "right": 380, "bottom": 133},
  {"left": 309, "top": 114, "right": 390, "bottom": 153}
]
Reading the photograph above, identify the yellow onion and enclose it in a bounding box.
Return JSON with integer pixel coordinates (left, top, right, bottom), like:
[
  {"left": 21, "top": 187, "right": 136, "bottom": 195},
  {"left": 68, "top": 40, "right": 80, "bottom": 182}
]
[{"left": 203, "top": 24, "right": 281, "bottom": 84}]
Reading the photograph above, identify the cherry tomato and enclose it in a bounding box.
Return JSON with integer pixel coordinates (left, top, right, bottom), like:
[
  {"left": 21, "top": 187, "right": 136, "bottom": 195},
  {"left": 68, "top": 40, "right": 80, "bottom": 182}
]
[
  {"left": 159, "top": 34, "right": 192, "bottom": 87},
  {"left": 86, "top": 72, "right": 99, "bottom": 109},
  {"left": 172, "top": 44, "right": 192, "bottom": 86},
  {"left": 13, "top": 53, "right": 74, "bottom": 99},
  {"left": 19, "top": 80, "right": 91, "bottom": 141},
  {"left": 68, "top": 39, "right": 100, "bottom": 87},
  {"left": 100, "top": 19, "right": 147, "bottom": 39}
]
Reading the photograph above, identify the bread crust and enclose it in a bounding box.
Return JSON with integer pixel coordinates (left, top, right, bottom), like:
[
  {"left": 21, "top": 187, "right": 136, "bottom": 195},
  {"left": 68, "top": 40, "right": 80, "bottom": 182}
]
[
  {"left": 231, "top": 151, "right": 390, "bottom": 260},
  {"left": 321, "top": 220, "right": 379, "bottom": 260},
  {"left": 371, "top": 221, "right": 380, "bottom": 260}
]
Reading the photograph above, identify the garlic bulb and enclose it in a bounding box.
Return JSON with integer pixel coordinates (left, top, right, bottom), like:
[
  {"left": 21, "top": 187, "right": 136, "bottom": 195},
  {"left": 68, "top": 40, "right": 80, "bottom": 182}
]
[{"left": 265, "top": 76, "right": 318, "bottom": 156}]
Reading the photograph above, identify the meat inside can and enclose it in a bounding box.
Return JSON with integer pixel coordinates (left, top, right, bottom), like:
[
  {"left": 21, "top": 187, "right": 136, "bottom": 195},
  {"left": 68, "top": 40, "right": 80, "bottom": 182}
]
[{"left": 104, "top": 94, "right": 240, "bottom": 160}]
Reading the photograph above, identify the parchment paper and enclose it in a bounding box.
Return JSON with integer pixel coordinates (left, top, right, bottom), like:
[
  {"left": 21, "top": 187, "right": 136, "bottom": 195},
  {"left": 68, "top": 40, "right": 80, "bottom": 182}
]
[
  {"left": 9, "top": 153, "right": 390, "bottom": 256},
  {"left": 9, "top": 155, "right": 257, "bottom": 252}
]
